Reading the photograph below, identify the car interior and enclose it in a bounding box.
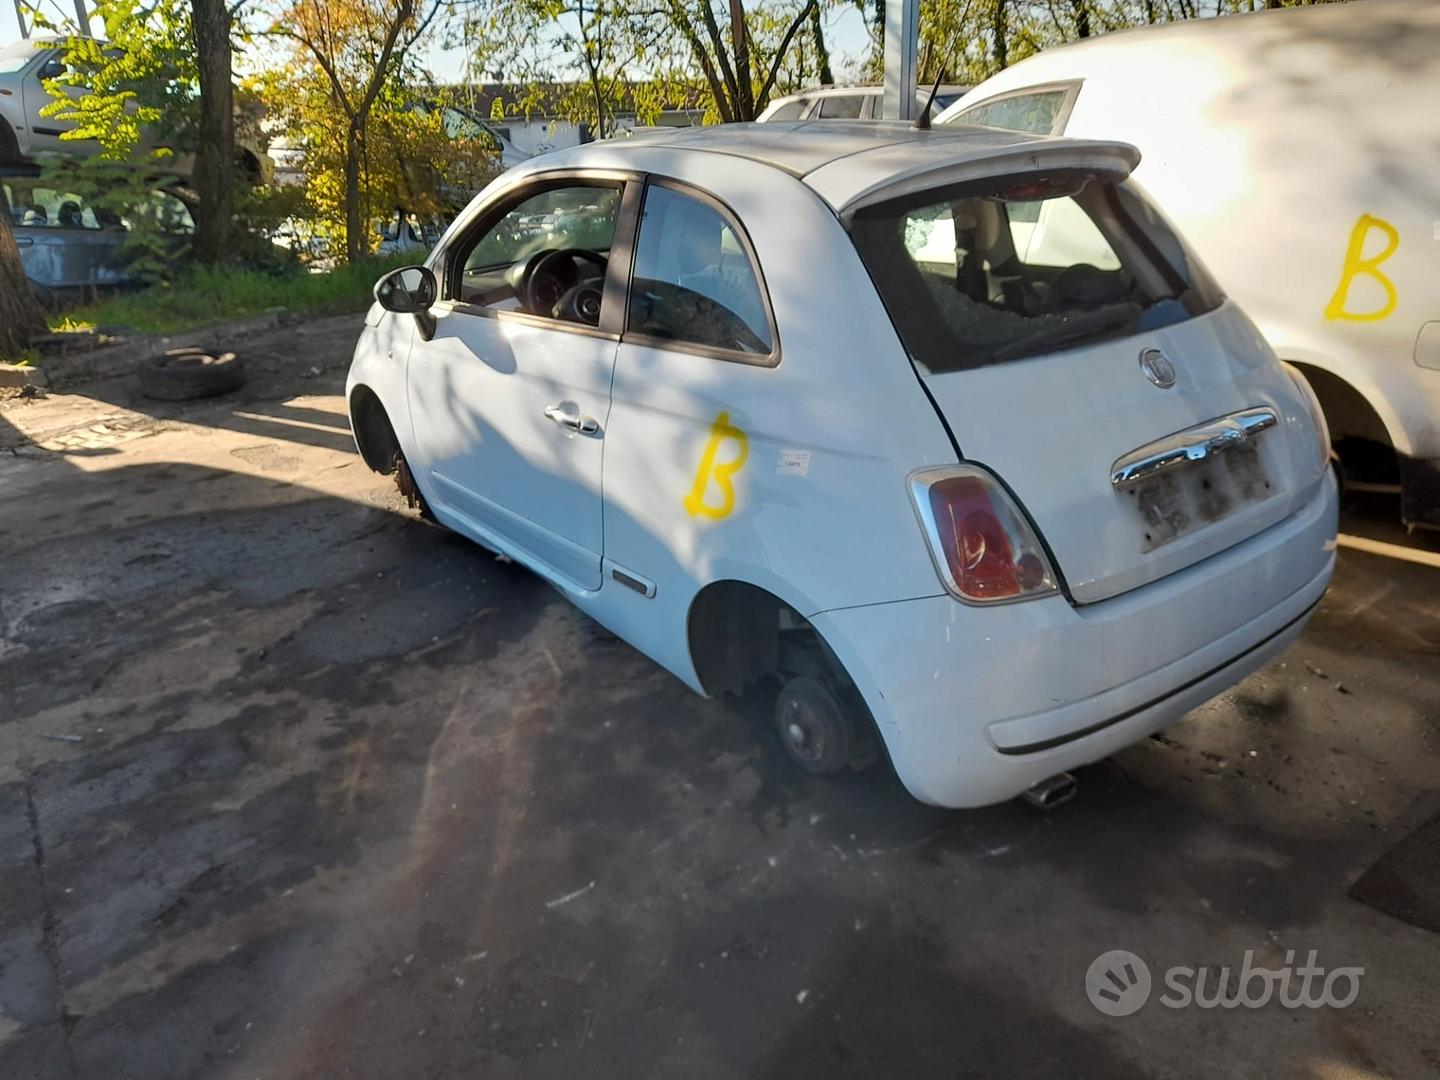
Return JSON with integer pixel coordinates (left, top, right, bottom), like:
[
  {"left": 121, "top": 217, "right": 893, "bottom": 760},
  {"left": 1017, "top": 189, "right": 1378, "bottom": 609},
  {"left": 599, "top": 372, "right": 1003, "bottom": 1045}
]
[
  {"left": 850, "top": 174, "right": 1198, "bottom": 372},
  {"left": 453, "top": 183, "right": 770, "bottom": 354},
  {"left": 625, "top": 191, "right": 771, "bottom": 355},
  {"left": 455, "top": 186, "right": 621, "bottom": 326}
]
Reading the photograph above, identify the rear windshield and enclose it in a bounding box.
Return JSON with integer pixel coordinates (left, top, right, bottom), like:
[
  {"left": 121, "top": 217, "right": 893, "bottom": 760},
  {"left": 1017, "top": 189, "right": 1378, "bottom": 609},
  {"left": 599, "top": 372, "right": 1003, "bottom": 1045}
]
[{"left": 848, "top": 172, "right": 1224, "bottom": 374}]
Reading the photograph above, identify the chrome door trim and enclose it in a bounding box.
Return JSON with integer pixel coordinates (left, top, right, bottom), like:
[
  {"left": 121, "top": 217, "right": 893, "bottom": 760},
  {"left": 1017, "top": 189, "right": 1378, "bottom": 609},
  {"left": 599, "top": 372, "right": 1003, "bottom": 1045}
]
[{"left": 1110, "top": 407, "right": 1278, "bottom": 487}]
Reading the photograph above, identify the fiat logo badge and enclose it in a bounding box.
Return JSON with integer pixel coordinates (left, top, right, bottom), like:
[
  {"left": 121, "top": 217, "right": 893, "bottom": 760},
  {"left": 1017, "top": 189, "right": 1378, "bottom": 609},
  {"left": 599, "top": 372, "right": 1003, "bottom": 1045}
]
[{"left": 1139, "top": 348, "right": 1177, "bottom": 389}]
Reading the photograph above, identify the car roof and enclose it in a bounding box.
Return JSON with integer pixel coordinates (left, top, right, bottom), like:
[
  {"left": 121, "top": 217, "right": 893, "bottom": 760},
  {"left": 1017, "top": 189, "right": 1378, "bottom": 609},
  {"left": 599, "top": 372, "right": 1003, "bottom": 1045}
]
[
  {"left": 771, "top": 84, "right": 970, "bottom": 103},
  {"left": 517, "top": 121, "right": 1140, "bottom": 215}
]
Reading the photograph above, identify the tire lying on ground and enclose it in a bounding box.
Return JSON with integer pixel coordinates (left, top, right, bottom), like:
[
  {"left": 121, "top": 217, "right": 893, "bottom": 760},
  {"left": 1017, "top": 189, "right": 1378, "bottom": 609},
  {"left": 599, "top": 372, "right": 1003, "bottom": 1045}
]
[{"left": 137, "top": 348, "right": 247, "bottom": 401}]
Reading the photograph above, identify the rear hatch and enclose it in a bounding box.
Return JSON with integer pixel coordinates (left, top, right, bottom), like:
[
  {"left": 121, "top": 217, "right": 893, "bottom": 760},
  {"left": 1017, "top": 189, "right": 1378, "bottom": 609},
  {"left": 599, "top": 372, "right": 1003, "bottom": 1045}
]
[{"left": 847, "top": 161, "right": 1322, "bottom": 604}]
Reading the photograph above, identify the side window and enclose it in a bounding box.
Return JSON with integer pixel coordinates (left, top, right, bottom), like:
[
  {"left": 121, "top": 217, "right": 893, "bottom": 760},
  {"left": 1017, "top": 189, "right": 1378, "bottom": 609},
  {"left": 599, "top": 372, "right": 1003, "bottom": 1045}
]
[
  {"left": 455, "top": 183, "right": 621, "bottom": 322},
  {"left": 121, "top": 189, "right": 194, "bottom": 234},
  {"left": 956, "top": 89, "right": 1069, "bottom": 135},
  {"left": 6, "top": 184, "right": 101, "bottom": 229},
  {"left": 627, "top": 185, "right": 773, "bottom": 357},
  {"left": 817, "top": 93, "right": 865, "bottom": 119},
  {"left": 766, "top": 99, "right": 807, "bottom": 121}
]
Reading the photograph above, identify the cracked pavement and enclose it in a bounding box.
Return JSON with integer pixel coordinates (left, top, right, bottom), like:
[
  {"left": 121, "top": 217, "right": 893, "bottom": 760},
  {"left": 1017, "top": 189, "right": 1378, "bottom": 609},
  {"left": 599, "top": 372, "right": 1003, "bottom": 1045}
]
[{"left": 2, "top": 314, "right": 1439, "bottom": 1078}]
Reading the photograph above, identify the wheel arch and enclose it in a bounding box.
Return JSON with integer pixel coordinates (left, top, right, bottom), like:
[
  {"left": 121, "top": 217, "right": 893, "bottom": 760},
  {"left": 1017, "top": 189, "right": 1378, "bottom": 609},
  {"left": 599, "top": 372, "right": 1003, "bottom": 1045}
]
[
  {"left": 685, "top": 577, "right": 843, "bottom": 698},
  {"left": 1287, "top": 360, "right": 1394, "bottom": 449},
  {"left": 349, "top": 383, "right": 400, "bottom": 474}
]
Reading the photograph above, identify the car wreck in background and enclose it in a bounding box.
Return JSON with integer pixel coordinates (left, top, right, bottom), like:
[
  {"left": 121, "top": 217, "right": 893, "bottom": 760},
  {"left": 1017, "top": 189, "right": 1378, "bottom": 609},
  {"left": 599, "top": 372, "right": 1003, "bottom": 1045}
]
[{"left": 3, "top": 162, "right": 194, "bottom": 303}]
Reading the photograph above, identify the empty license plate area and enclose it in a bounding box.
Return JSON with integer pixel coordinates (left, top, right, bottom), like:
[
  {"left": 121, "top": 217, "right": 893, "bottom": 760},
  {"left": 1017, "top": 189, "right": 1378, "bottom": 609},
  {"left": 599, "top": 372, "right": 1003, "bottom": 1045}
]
[{"left": 1121, "top": 442, "right": 1271, "bottom": 551}]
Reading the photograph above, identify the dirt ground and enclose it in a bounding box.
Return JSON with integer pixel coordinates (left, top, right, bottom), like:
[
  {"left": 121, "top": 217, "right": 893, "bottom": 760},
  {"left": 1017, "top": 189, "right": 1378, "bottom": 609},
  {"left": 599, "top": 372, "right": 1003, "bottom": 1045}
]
[{"left": 2, "top": 314, "right": 1439, "bottom": 1079}]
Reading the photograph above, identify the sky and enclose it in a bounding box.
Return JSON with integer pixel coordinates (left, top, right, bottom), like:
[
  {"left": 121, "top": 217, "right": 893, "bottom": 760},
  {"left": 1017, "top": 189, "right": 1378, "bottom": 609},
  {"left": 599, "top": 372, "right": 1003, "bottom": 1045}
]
[{"left": 4, "top": 2, "right": 876, "bottom": 86}]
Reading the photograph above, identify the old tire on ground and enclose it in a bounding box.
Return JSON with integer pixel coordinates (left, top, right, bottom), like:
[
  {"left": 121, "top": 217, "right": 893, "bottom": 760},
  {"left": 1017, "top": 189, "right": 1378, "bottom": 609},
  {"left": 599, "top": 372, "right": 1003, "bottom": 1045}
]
[{"left": 137, "top": 348, "right": 247, "bottom": 401}]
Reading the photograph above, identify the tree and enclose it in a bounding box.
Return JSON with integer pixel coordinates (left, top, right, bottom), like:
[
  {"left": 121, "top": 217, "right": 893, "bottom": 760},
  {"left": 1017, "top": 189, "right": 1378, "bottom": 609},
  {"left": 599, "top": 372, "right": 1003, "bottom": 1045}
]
[
  {"left": 191, "top": 0, "right": 234, "bottom": 263},
  {"left": 660, "top": 0, "right": 822, "bottom": 121},
  {"left": 37, "top": 0, "right": 238, "bottom": 273},
  {"left": 0, "top": 214, "right": 47, "bottom": 357},
  {"left": 266, "top": 63, "right": 500, "bottom": 255},
  {"left": 273, "top": 0, "right": 441, "bottom": 263},
  {"left": 469, "top": 0, "right": 678, "bottom": 141}
]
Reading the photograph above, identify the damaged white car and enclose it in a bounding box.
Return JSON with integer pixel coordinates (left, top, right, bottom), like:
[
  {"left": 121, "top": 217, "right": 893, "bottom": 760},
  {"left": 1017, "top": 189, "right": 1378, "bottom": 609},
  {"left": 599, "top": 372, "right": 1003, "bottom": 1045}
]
[{"left": 347, "top": 122, "right": 1337, "bottom": 808}]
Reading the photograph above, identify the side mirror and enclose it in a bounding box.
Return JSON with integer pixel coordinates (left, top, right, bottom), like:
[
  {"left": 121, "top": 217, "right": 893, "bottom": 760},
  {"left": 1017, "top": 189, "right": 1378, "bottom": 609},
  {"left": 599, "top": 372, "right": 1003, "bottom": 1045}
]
[
  {"left": 39, "top": 58, "right": 64, "bottom": 80},
  {"left": 374, "top": 265, "right": 437, "bottom": 314}
]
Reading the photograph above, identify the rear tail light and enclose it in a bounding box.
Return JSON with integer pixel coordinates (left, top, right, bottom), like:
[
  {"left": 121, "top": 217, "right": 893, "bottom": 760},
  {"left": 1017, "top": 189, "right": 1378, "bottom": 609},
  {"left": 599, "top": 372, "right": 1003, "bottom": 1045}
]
[{"left": 909, "top": 465, "right": 1059, "bottom": 604}]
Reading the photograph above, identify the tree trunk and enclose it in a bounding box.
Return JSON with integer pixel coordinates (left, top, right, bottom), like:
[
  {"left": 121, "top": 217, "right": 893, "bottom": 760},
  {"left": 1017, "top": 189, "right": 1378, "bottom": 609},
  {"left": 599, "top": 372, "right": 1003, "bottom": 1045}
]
[
  {"left": 1074, "top": 0, "right": 1091, "bottom": 37},
  {"left": 992, "top": 0, "right": 1008, "bottom": 70},
  {"left": 191, "top": 0, "right": 234, "bottom": 265},
  {"left": 0, "top": 212, "right": 46, "bottom": 357},
  {"left": 728, "top": 0, "right": 754, "bottom": 120},
  {"left": 344, "top": 123, "right": 364, "bottom": 265},
  {"left": 810, "top": 1, "right": 833, "bottom": 85}
]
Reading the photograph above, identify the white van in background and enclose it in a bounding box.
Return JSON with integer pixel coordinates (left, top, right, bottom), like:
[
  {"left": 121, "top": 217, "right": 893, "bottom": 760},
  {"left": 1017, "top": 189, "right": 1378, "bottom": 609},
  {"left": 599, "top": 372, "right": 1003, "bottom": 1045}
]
[{"left": 938, "top": 0, "right": 1440, "bottom": 527}]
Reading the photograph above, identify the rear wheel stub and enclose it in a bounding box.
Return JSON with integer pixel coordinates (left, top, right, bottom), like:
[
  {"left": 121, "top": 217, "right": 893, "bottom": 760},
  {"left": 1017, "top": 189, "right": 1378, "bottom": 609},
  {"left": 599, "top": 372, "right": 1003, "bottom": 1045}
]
[{"left": 774, "top": 675, "right": 852, "bottom": 775}]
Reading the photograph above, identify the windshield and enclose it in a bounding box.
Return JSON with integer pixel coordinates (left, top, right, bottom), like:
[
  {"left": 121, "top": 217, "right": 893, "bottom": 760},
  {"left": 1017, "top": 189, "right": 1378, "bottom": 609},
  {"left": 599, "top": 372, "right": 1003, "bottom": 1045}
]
[
  {"left": 0, "top": 42, "right": 40, "bottom": 74},
  {"left": 847, "top": 171, "right": 1225, "bottom": 373}
]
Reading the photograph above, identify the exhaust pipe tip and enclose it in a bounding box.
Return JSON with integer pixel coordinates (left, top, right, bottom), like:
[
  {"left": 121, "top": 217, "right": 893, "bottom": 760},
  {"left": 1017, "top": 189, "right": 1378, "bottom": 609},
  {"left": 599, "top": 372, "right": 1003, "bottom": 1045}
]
[{"left": 1021, "top": 771, "right": 1077, "bottom": 810}]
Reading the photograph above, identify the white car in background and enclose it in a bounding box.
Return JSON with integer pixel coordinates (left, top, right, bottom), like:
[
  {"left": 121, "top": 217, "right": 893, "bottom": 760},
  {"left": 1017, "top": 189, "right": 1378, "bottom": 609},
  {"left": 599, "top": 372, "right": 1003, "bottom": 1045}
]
[
  {"left": 1, "top": 36, "right": 270, "bottom": 181},
  {"left": 756, "top": 84, "right": 969, "bottom": 121},
  {"left": 347, "top": 122, "right": 1336, "bottom": 809},
  {"left": 938, "top": 0, "right": 1440, "bottom": 527},
  {"left": 0, "top": 37, "right": 91, "bottom": 162}
]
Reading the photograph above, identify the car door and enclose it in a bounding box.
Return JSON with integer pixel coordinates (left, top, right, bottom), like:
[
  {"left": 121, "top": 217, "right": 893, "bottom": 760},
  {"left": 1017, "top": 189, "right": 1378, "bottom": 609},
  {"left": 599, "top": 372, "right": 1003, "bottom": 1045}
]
[
  {"left": 22, "top": 50, "right": 72, "bottom": 154},
  {"left": 405, "top": 175, "right": 638, "bottom": 593}
]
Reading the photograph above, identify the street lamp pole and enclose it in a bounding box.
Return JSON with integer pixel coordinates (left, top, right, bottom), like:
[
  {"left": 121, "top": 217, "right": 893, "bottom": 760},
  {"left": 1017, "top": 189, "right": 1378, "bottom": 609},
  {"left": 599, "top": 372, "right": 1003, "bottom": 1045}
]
[{"left": 882, "top": 0, "right": 919, "bottom": 120}]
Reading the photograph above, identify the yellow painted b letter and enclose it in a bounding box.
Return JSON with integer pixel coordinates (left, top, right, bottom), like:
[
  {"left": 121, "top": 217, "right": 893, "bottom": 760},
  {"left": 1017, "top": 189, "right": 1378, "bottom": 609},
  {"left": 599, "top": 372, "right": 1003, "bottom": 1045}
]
[
  {"left": 1324, "top": 214, "right": 1400, "bottom": 322},
  {"left": 684, "top": 412, "right": 749, "bottom": 520}
]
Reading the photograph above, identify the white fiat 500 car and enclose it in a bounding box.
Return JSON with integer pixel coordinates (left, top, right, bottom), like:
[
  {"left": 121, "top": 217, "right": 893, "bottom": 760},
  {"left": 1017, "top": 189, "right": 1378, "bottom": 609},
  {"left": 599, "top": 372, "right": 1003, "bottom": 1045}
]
[{"left": 347, "top": 122, "right": 1338, "bottom": 809}]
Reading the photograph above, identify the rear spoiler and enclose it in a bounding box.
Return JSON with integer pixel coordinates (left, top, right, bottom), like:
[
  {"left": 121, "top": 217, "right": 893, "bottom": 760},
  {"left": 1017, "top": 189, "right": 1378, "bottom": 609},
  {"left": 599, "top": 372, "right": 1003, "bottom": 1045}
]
[{"left": 826, "top": 139, "right": 1142, "bottom": 223}]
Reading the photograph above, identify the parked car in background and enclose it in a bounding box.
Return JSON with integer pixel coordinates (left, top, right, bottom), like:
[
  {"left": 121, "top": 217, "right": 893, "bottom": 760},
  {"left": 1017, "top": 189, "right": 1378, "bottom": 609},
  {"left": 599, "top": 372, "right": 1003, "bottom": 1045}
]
[
  {"left": 418, "top": 101, "right": 532, "bottom": 170},
  {"left": 0, "top": 37, "right": 91, "bottom": 162},
  {"left": 756, "top": 83, "right": 969, "bottom": 121},
  {"left": 938, "top": 0, "right": 1440, "bottom": 527},
  {"left": 349, "top": 121, "right": 1336, "bottom": 809},
  {"left": 376, "top": 210, "right": 441, "bottom": 257},
  {"left": 0, "top": 36, "right": 269, "bottom": 183},
  {"left": 3, "top": 164, "right": 193, "bottom": 303}
]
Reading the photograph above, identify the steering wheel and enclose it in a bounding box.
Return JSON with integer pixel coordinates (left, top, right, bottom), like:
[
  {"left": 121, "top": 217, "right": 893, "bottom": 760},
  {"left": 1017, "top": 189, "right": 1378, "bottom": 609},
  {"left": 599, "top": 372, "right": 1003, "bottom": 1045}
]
[
  {"left": 553, "top": 281, "right": 605, "bottom": 326},
  {"left": 519, "top": 248, "right": 608, "bottom": 321}
]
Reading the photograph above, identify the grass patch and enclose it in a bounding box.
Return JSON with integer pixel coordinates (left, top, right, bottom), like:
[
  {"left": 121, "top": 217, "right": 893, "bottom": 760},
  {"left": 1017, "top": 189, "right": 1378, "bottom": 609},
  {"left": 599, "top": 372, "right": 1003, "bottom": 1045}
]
[{"left": 50, "top": 254, "right": 416, "bottom": 336}]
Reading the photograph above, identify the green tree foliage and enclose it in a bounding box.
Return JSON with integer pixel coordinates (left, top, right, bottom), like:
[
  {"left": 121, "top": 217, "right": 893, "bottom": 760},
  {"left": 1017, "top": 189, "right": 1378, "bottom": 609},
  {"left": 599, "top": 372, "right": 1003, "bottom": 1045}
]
[
  {"left": 270, "top": 0, "right": 450, "bottom": 263},
  {"left": 469, "top": 0, "right": 669, "bottom": 139},
  {"left": 263, "top": 65, "right": 500, "bottom": 260},
  {"left": 31, "top": 0, "right": 262, "bottom": 277}
]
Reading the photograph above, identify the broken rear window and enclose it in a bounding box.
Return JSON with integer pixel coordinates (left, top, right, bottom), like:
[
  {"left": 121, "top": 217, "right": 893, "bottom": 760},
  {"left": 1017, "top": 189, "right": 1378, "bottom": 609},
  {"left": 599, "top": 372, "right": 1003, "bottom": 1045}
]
[{"left": 847, "top": 172, "right": 1225, "bottom": 374}]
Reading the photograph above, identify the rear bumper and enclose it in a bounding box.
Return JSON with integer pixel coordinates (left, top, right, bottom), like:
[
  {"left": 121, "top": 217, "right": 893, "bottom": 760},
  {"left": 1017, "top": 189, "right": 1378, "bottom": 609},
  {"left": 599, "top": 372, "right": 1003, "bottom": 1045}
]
[{"left": 812, "top": 470, "right": 1338, "bottom": 808}]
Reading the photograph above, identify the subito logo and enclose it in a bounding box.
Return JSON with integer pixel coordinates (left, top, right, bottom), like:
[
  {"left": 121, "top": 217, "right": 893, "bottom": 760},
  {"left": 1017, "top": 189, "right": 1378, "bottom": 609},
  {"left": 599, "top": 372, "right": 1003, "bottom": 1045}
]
[{"left": 1086, "top": 950, "right": 1152, "bottom": 1017}]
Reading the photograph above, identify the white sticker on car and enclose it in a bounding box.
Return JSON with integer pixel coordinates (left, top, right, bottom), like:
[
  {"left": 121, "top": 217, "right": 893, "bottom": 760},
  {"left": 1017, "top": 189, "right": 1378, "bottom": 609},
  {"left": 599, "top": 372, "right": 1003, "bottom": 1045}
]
[{"left": 777, "top": 449, "right": 811, "bottom": 477}]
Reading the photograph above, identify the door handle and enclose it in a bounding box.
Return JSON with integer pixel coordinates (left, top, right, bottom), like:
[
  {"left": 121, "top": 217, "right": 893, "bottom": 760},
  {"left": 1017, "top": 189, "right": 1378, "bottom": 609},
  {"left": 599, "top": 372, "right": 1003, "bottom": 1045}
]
[
  {"left": 1110, "top": 407, "right": 1278, "bottom": 486},
  {"left": 544, "top": 403, "right": 599, "bottom": 435},
  {"left": 15, "top": 237, "right": 32, "bottom": 247}
]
